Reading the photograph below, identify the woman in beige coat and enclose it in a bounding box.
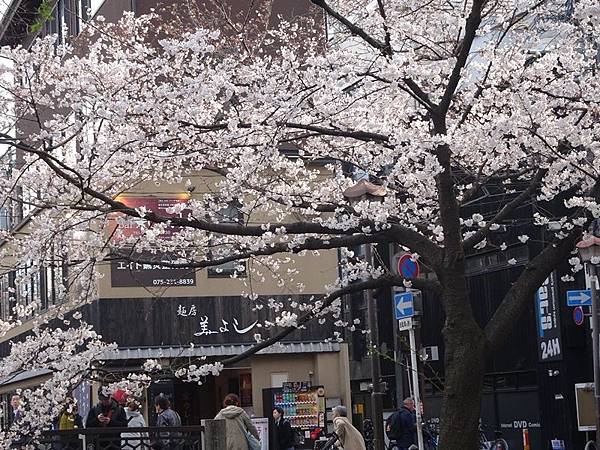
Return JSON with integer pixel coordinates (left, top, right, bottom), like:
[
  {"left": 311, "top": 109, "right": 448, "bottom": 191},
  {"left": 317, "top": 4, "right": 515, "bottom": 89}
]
[
  {"left": 333, "top": 406, "right": 366, "bottom": 450},
  {"left": 214, "top": 393, "right": 260, "bottom": 450}
]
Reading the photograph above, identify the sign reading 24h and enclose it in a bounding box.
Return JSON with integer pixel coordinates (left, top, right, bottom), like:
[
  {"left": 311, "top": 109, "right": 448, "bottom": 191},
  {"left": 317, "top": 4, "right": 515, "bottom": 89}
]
[{"left": 535, "top": 273, "right": 563, "bottom": 362}]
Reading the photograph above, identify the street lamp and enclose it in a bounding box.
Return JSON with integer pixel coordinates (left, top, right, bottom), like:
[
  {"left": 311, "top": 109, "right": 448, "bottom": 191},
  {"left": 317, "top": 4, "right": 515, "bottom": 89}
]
[
  {"left": 577, "top": 231, "right": 600, "bottom": 448},
  {"left": 343, "top": 179, "right": 386, "bottom": 450}
]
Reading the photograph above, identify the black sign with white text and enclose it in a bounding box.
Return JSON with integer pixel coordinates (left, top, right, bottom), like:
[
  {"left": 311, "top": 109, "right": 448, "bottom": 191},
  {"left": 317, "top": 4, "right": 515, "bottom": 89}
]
[{"left": 535, "top": 272, "right": 563, "bottom": 362}]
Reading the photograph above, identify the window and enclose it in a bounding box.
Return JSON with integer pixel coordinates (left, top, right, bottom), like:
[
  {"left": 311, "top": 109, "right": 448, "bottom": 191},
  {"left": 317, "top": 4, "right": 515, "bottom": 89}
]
[
  {"left": 0, "top": 207, "right": 9, "bottom": 230},
  {"left": 14, "top": 263, "right": 40, "bottom": 320},
  {"left": 1, "top": 255, "right": 67, "bottom": 321},
  {"left": 207, "top": 202, "right": 247, "bottom": 278},
  {"left": 43, "top": 262, "right": 67, "bottom": 309},
  {"left": 0, "top": 272, "right": 11, "bottom": 321}
]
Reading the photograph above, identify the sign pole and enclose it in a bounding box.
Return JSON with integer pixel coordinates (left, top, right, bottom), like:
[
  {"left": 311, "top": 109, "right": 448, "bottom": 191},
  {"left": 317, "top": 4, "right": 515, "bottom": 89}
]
[
  {"left": 587, "top": 263, "right": 600, "bottom": 447},
  {"left": 408, "top": 325, "right": 425, "bottom": 450}
]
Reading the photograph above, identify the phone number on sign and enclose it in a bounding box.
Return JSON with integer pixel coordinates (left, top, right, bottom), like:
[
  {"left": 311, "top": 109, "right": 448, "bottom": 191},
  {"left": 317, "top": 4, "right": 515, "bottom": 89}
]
[{"left": 152, "top": 278, "right": 195, "bottom": 286}]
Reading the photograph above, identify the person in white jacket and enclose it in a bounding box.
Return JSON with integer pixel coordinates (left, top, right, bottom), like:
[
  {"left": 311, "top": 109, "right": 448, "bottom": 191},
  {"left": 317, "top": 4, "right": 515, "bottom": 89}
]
[{"left": 122, "top": 399, "right": 147, "bottom": 449}]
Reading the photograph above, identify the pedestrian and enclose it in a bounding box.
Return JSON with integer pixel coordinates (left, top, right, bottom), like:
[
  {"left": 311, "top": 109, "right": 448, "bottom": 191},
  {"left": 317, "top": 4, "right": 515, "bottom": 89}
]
[
  {"left": 85, "top": 387, "right": 128, "bottom": 428},
  {"left": 7, "top": 394, "right": 26, "bottom": 447},
  {"left": 332, "top": 406, "right": 366, "bottom": 450},
  {"left": 152, "top": 395, "right": 182, "bottom": 450},
  {"left": 272, "top": 406, "right": 294, "bottom": 450},
  {"left": 85, "top": 387, "right": 128, "bottom": 449},
  {"left": 113, "top": 389, "right": 129, "bottom": 408},
  {"left": 122, "top": 399, "right": 147, "bottom": 449},
  {"left": 8, "top": 394, "right": 22, "bottom": 428},
  {"left": 57, "top": 398, "right": 84, "bottom": 430},
  {"left": 214, "top": 393, "right": 260, "bottom": 450},
  {"left": 385, "top": 398, "right": 417, "bottom": 450}
]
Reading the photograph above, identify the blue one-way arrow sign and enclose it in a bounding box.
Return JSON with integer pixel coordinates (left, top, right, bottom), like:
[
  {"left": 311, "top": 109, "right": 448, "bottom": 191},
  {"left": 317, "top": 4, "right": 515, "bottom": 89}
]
[
  {"left": 567, "top": 290, "right": 592, "bottom": 307},
  {"left": 395, "top": 292, "right": 414, "bottom": 319}
]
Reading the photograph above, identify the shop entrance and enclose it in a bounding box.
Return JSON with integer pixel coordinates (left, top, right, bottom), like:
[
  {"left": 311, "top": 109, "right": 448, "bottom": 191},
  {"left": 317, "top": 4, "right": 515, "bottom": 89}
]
[{"left": 149, "top": 368, "right": 253, "bottom": 425}]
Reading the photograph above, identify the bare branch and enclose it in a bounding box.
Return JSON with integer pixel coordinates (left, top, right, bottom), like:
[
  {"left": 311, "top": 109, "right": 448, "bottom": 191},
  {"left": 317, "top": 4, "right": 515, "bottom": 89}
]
[{"left": 463, "top": 168, "right": 546, "bottom": 250}]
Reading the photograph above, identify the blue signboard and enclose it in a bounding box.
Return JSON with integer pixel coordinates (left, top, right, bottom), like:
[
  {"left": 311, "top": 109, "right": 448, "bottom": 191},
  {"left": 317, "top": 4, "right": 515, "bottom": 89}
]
[
  {"left": 566, "top": 289, "right": 592, "bottom": 307},
  {"left": 394, "top": 292, "right": 414, "bottom": 319}
]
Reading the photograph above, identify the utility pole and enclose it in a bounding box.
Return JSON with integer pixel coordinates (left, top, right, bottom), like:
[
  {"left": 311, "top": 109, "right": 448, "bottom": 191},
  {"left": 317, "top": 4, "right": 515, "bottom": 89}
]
[
  {"left": 587, "top": 263, "right": 600, "bottom": 446},
  {"left": 342, "top": 179, "right": 387, "bottom": 450},
  {"left": 576, "top": 223, "right": 600, "bottom": 447},
  {"left": 365, "top": 242, "right": 385, "bottom": 450}
]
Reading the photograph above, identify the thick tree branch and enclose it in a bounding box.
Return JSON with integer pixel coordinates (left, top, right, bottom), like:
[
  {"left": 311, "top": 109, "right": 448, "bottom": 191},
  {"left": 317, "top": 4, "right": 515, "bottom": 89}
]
[
  {"left": 484, "top": 229, "right": 580, "bottom": 348},
  {"left": 485, "top": 180, "right": 600, "bottom": 347},
  {"left": 179, "top": 120, "right": 391, "bottom": 145},
  {"left": 6, "top": 135, "right": 442, "bottom": 265},
  {"left": 110, "top": 233, "right": 393, "bottom": 269},
  {"left": 376, "top": 0, "right": 392, "bottom": 55},
  {"left": 284, "top": 122, "right": 389, "bottom": 144},
  {"left": 221, "top": 273, "right": 442, "bottom": 365},
  {"left": 309, "top": 0, "right": 391, "bottom": 56},
  {"left": 438, "top": 0, "right": 484, "bottom": 115}
]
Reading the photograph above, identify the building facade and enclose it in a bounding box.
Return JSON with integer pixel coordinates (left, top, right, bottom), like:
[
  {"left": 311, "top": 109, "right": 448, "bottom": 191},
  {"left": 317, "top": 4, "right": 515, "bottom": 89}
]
[{"left": 0, "top": 0, "right": 352, "bottom": 438}]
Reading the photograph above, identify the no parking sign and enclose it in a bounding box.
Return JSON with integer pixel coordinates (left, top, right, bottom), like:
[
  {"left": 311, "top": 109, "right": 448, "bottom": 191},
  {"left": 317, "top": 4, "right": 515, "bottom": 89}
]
[{"left": 397, "top": 253, "right": 420, "bottom": 279}]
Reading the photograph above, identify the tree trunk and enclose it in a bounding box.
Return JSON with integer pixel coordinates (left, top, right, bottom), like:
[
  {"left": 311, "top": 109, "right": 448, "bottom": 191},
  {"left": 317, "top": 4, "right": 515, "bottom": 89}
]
[
  {"left": 437, "top": 315, "right": 486, "bottom": 450},
  {"left": 437, "top": 271, "right": 487, "bottom": 450}
]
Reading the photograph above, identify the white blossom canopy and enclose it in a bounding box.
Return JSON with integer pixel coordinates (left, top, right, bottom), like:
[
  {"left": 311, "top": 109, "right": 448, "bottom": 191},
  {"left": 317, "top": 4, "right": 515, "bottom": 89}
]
[{"left": 0, "top": 0, "right": 598, "bottom": 445}]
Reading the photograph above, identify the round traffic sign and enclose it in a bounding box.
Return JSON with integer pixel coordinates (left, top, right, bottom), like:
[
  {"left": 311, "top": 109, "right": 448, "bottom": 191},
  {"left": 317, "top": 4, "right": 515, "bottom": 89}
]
[
  {"left": 573, "top": 306, "right": 585, "bottom": 326},
  {"left": 398, "top": 254, "right": 420, "bottom": 279}
]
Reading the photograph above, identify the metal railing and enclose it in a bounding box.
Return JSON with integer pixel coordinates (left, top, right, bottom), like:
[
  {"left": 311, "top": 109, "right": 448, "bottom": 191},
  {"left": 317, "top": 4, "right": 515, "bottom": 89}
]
[{"left": 35, "top": 426, "right": 204, "bottom": 450}]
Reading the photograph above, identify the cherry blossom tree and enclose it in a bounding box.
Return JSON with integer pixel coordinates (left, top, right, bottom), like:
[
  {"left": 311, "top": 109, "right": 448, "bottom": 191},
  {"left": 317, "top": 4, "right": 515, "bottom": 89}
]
[{"left": 0, "top": 0, "right": 599, "bottom": 448}]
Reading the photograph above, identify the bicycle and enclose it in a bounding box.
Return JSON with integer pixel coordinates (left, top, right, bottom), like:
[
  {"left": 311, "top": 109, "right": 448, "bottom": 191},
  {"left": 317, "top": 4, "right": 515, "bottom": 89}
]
[
  {"left": 478, "top": 425, "right": 509, "bottom": 450},
  {"left": 386, "top": 420, "right": 439, "bottom": 450},
  {"left": 423, "top": 419, "right": 439, "bottom": 450},
  {"left": 585, "top": 440, "right": 597, "bottom": 450}
]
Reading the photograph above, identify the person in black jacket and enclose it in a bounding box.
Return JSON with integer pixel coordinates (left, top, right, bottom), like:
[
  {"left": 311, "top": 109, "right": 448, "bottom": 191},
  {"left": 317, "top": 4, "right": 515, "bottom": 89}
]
[
  {"left": 386, "top": 398, "right": 417, "bottom": 450},
  {"left": 7, "top": 394, "right": 22, "bottom": 429},
  {"left": 86, "top": 387, "right": 128, "bottom": 449},
  {"left": 86, "top": 388, "right": 128, "bottom": 428},
  {"left": 272, "top": 407, "right": 295, "bottom": 450}
]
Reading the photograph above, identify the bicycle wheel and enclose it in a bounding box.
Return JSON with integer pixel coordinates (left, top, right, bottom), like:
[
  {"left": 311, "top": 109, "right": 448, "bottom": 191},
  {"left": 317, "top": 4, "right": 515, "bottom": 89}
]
[
  {"left": 494, "top": 438, "right": 508, "bottom": 450},
  {"left": 585, "top": 440, "right": 597, "bottom": 450},
  {"left": 478, "top": 435, "right": 490, "bottom": 450}
]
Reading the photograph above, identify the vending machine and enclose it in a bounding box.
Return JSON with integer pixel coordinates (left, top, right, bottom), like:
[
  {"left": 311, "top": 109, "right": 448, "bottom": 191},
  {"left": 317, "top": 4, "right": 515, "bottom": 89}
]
[{"left": 262, "top": 382, "right": 326, "bottom": 449}]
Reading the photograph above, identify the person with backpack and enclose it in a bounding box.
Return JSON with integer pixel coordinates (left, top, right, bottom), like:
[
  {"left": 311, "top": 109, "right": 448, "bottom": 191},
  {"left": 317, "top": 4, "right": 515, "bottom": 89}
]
[
  {"left": 332, "top": 406, "right": 366, "bottom": 450},
  {"left": 386, "top": 398, "right": 417, "bottom": 450},
  {"left": 272, "top": 407, "right": 295, "bottom": 450},
  {"left": 152, "top": 395, "right": 182, "bottom": 450}
]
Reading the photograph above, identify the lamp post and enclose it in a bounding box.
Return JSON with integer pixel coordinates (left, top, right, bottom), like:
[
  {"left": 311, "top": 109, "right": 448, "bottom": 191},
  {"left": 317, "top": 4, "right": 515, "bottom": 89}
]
[
  {"left": 343, "top": 179, "right": 386, "bottom": 450},
  {"left": 577, "top": 231, "right": 600, "bottom": 447}
]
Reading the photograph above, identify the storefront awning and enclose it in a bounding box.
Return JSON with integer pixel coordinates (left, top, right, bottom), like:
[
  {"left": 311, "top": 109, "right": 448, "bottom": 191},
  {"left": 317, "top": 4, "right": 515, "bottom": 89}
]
[{"left": 102, "top": 341, "right": 341, "bottom": 361}]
